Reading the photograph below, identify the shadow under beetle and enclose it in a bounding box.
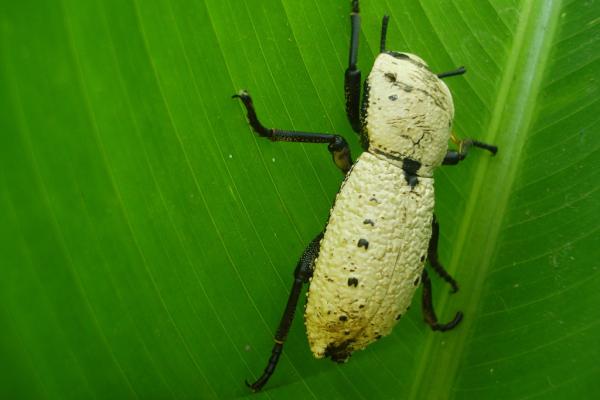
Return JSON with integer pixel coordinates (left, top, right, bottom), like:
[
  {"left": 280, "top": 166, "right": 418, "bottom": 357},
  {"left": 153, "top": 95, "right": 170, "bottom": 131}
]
[{"left": 233, "top": 0, "right": 497, "bottom": 392}]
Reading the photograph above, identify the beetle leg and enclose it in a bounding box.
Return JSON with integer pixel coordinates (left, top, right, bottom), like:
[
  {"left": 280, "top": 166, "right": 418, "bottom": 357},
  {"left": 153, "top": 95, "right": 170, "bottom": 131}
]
[
  {"left": 428, "top": 216, "right": 459, "bottom": 293},
  {"left": 345, "top": 0, "right": 362, "bottom": 133},
  {"left": 421, "top": 269, "right": 463, "bottom": 332},
  {"left": 443, "top": 133, "right": 498, "bottom": 165},
  {"left": 233, "top": 91, "right": 353, "bottom": 174},
  {"left": 245, "top": 232, "right": 323, "bottom": 392}
]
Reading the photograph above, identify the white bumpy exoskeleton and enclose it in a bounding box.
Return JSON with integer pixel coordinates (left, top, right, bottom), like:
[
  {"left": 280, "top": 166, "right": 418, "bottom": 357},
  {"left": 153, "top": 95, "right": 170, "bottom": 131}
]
[{"left": 304, "top": 52, "right": 454, "bottom": 361}]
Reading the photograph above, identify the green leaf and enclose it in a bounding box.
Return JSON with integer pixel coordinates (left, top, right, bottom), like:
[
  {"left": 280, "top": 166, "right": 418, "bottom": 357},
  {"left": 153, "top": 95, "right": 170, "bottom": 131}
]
[{"left": 1, "top": 0, "right": 598, "bottom": 399}]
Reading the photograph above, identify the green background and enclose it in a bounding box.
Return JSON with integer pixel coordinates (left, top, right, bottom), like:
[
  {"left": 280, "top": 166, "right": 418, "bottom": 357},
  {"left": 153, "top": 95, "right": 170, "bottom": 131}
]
[{"left": 1, "top": 0, "right": 598, "bottom": 398}]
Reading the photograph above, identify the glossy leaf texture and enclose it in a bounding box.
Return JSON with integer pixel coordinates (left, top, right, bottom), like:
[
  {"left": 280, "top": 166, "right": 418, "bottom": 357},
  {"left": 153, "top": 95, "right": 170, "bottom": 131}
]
[{"left": 1, "top": 0, "right": 598, "bottom": 399}]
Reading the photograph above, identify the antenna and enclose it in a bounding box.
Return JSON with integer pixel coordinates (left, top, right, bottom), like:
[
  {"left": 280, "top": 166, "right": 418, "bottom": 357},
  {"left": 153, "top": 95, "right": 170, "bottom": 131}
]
[
  {"left": 437, "top": 66, "right": 466, "bottom": 79},
  {"left": 380, "top": 15, "right": 390, "bottom": 52}
]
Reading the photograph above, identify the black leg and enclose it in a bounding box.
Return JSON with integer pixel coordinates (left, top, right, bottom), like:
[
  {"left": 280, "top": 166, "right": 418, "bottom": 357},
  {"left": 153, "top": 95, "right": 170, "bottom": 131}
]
[
  {"left": 380, "top": 15, "right": 390, "bottom": 52},
  {"left": 421, "top": 269, "right": 463, "bottom": 332},
  {"left": 443, "top": 134, "right": 498, "bottom": 165},
  {"left": 428, "top": 216, "right": 459, "bottom": 293},
  {"left": 246, "top": 233, "right": 323, "bottom": 392},
  {"left": 345, "top": 0, "right": 362, "bottom": 133},
  {"left": 233, "top": 91, "right": 352, "bottom": 174}
]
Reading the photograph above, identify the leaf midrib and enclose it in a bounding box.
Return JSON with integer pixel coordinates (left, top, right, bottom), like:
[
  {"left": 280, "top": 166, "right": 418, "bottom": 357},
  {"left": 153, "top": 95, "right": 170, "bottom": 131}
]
[{"left": 409, "top": 0, "right": 565, "bottom": 398}]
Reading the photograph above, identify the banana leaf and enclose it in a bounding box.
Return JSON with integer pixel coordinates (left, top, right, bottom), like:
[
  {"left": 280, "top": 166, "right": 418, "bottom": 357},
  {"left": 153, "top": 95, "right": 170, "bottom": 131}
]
[{"left": 1, "top": 0, "right": 598, "bottom": 398}]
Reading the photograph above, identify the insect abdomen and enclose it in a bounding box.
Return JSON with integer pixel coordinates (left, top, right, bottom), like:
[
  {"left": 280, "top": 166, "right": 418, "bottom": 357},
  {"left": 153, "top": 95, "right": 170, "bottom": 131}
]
[{"left": 304, "top": 151, "right": 434, "bottom": 360}]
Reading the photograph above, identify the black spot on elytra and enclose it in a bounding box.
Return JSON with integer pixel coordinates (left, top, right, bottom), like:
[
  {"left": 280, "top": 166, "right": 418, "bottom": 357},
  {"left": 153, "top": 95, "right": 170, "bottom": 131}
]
[
  {"left": 406, "top": 175, "right": 418, "bottom": 187},
  {"left": 359, "top": 304, "right": 365, "bottom": 309},
  {"left": 325, "top": 340, "right": 354, "bottom": 363},
  {"left": 347, "top": 277, "right": 359, "bottom": 287},
  {"left": 375, "top": 334, "right": 382, "bottom": 340},
  {"left": 384, "top": 72, "right": 397, "bottom": 82},
  {"left": 339, "top": 315, "right": 348, "bottom": 322},
  {"left": 402, "top": 158, "right": 421, "bottom": 174},
  {"left": 388, "top": 94, "right": 398, "bottom": 101},
  {"left": 357, "top": 238, "right": 369, "bottom": 249},
  {"left": 363, "top": 219, "right": 375, "bottom": 226},
  {"left": 402, "top": 158, "right": 422, "bottom": 188},
  {"left": 396, "top": 314, "right": 402, "bottom": 320}
]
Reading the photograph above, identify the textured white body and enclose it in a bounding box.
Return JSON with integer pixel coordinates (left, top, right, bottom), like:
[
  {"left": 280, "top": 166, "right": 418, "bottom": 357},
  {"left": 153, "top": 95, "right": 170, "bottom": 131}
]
[
  {"left": 304, "top": 152, "right": 434, "bottom": 358},
  {"left": 304, "top": 53, "right": 454, "bottom": 360}
]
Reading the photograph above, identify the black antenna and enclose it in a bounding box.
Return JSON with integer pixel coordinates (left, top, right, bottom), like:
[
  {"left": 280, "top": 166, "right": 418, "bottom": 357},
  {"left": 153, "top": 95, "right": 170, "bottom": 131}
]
[
  {"left": 437, "top": 66, "right": 466, "bottom": 79},
  {"left": 380, "top": 15, "right": 390, "bottom": 52}
]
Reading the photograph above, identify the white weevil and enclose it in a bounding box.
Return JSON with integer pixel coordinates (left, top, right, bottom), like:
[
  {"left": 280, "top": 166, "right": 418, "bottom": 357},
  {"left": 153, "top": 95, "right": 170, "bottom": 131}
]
[{"left": 233, "top": 0, "right": 497, "bottom": 391}]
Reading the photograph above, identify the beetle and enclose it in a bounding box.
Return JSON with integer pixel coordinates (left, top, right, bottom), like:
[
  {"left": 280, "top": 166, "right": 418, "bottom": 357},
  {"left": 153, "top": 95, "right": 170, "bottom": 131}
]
[{"left": 233, "top": 0, "right": 497, "bottom": 392}]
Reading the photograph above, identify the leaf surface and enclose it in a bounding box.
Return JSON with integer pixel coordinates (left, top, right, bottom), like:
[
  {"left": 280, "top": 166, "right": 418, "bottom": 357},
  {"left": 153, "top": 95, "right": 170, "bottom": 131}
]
[{"left": 1, "top": 0, "right": 598, "bottom": 398}]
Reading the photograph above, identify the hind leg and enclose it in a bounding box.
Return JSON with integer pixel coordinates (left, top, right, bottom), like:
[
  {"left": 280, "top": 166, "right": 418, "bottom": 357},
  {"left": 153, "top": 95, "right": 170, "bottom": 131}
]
[
  {"left": 427, "top": 216, "right": 459, "bottom": 293},
  {"left": 421, "top": 269, "right": 463, "bottom": 332},
  {"left": 246, "top": 233, "right": 322, "bottom": 392}
]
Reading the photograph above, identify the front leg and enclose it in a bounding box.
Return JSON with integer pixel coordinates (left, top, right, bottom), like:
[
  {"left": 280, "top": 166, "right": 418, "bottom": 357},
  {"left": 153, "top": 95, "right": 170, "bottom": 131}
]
[
  {"left": 443, "top": 133, "right": 498, "bottom": 165},
  {"left": 245, "top": 232, "right": 323, "bottom": 392},
  {"left": 233, "top": 91, "right": 352, "bottom": 174}
]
